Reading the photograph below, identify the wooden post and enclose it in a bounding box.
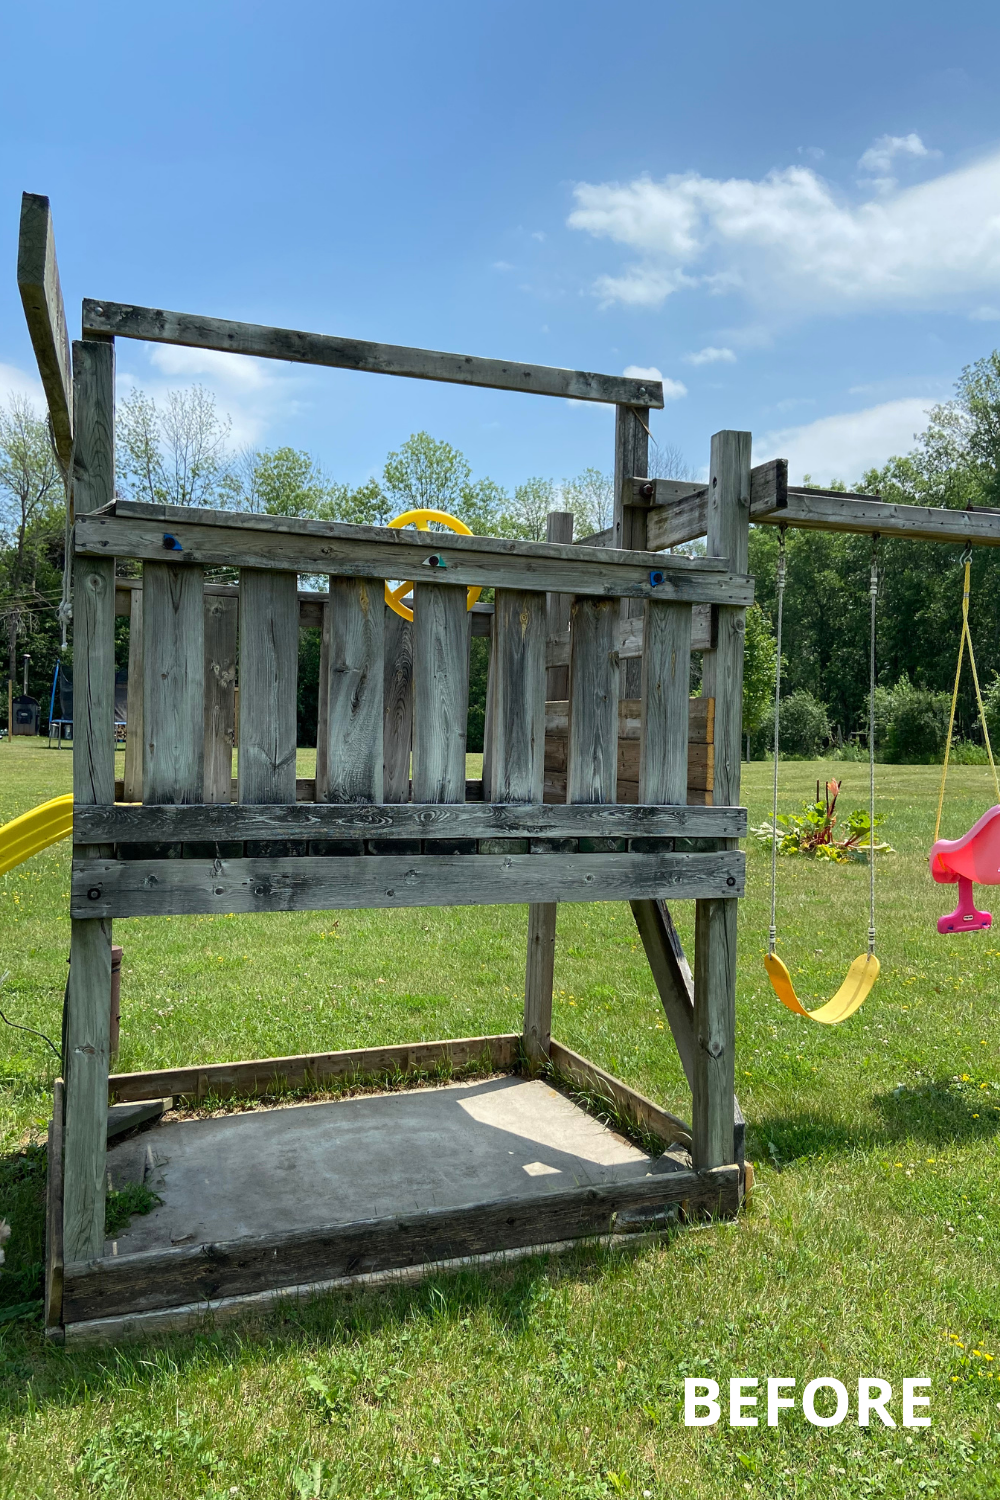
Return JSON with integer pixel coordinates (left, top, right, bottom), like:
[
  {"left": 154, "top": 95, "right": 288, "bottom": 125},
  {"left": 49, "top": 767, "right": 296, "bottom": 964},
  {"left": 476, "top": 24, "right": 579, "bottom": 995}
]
[
  {"left": 237, "top": 571, "right": 299, "bottom": 804},
  {"left": 613, "top": 404, "right": 649, "bottom": 701},
  {"left": 524, "top": 902, "right": 556, "bottom": 1069},
  {"left": 411, "top": 582, "right": 470, "bottom": 803},
  {"left": 382, "top": 605, "right": 413, "bottom": 804},
  {"left": 692, "top": 430, "right": 750, "bottom": 1171},
  {"left": 64, "top": 339, "right": 116, "bottom": 1266},
  {"left": 142, "top": 564, "right": 206, "bottom": 804}
]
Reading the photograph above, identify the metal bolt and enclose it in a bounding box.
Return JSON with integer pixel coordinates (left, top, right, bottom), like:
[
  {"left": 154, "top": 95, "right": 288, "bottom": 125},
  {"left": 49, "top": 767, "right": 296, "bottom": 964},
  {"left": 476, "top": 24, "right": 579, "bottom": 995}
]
[
  {"left": 640, "top": 482, "right": 654, "bottom": 500},
  {"left": 87, "top": 887, "right": 102, "bottom": 900},
  {"left": 727, "top": 876, "right": 736, "bottom": 887}
]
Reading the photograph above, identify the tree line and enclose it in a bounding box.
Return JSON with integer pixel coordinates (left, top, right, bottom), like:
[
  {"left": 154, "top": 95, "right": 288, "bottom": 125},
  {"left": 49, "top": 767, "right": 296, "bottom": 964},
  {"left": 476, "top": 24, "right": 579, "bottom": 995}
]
[{"left": 3, "top": 352, "right": 1000, "bottom": 760}]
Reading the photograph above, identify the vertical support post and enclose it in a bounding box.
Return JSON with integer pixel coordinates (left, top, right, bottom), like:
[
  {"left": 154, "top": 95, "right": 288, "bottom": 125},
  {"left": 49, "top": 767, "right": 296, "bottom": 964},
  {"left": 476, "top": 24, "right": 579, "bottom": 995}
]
[
  {"left": 64, "top": 338, "right": 116, "bottom": 1266},
  {"left": 122, "top": 589, "right": 143, "bottom": 802},
  {"left": 613, "top": 404, "right": 649, "bottom": 700},
  {"left": 544, "top": 510, "right": 574, "bottom": 701},
  {"left": 524, "top": 902, "right": 556, "bottom": 1069},
  {"left": 692, "top": 430, "right": 750, "bottom": 1171}
]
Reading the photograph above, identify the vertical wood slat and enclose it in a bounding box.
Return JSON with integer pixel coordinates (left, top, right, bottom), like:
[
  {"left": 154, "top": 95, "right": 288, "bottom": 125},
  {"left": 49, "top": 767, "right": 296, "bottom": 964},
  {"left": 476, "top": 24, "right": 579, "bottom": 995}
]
[
  {"left": 64, "top": 339, "right": 116, "bottom": 1267},
  {"left": 566, "top": 597, "right": 618, "bottom": 805},
  {"left": 382, "top": 604, "right": 413, "bottom": 804},
  {"left": 480, "top": 621, "right": 496, "bottom": 803},
  {"left": 490, "top": 590, "right": 546, "bottom": 803},
  {"left": 411, "top": 583, "right": 470, "bottom": 803},
  {"left": 238, "top": 570, "right": 299, "bottom": 804},
  {"left": 545, "top": 510, "right": 574, "bottom": 700},
  {"left": 318, "top": 577, "right": 384, "bottom": 802},
  {"left": 524, "top": 901, "right": 556, "bottom": 1070},
  {"left": 204, "top": 593, "right": 238, "bottom": 803},
  {"left": 142, "top": 564, "right": 206, "bottom": 805},
  {"left": 44, "top": 1077, "right": 64, "bottom": 1329},
  {"left": 122, "top": 590, "right": 143, "bottom": 802},
  {"left": 692, "top": 430, "right": 750, "bottom": 1172},
  {"left": 613, "top": 405, "right": 649, "bottom": 700},
  {"left": 639, "top": 600, "right": 691, "bottom": 806}
]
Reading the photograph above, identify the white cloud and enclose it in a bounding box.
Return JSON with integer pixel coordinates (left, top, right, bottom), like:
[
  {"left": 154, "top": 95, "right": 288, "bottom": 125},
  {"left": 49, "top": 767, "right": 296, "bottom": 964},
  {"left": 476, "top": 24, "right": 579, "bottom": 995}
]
[
  {"left": 568, "top": 149, "right": 1000, "bottom": 315},
  {"left": 757, "top": 397, "right": 933, "bottom": 485},
  {"left": 118, "top": 343, "right": 303, "bottom": 447},
  {"left": 492, "top": 260, "right": 514, "bottom": 272},
  {"left": 857, "top": 132, "right": 935, "bottom": 175},
  {"left": 683, "top": 346, "right": 736, "bottom": 366},
  {"left": 622, "top": 364, "right": 687, "bottom": 400},
  {"left": 0, "top": 361, "right": 45, "bottom": 409},
  {"left": 970, "top": 305, "right": 1000, "bottom": 321}
]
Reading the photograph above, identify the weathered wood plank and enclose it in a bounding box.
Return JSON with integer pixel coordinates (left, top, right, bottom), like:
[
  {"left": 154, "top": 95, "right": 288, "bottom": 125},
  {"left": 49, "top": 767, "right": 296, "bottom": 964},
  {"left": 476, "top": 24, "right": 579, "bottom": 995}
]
[
  {"left": 702, "top": 432, "right": 751, "bottom": 810},
  {"left": 490, "top": 590, "right": 546, "bottom": 802},
  {"left": 544, "top": 774, "right": 712, "bottom": 806},
  {"left": 644, "top": 458, "right": 787, "bottom": 550},
  {"left": 639, "top": 601, "right": 692, "bottom": 807},
  {"left": 204, "top": 594, "right": 238, "bottom": 804},
  {"left": 77, "top": 507, "right": 753, "bottom": 606},
  {"left": 382, "top": 606, "right": 413, "bottom": 803},
  {"left": 62, "top": 1164, "right": 740, "bottom": 1322},
  {"left": 545, "top": 511, "right": 575, "bottom": 699},
  {"left": 64, "top": 341, "right": 117, "bottom": 1269},
  {"left": 17, "top": 194, "right": 73, "bottom": 471},
  {"left": 122, "top": 591, "right": 143, "bottom": 803},
  {"left": 567, "top": 598, "right": 618, "bottom": 805},
  {"left": 548, "top": 1039, "right": 691, "bottom": 1146},
  {"left": 411, "top": 584, "right": 470, "bottom": 805},
  {"left": 142, "top": 564, "right": 206, "bottom": 804},
  {"left": 82, "top": 299, "right": 665, "bottom": 408},
  {"left": 63, "top": 921, "right": 112, "bottom": 1266},
  {"left": 524, "top": 903, "right": 556, "bottom": 1067},
  {"left": 317, "top": 578, "right": 384, "bottom": 803},
  {"left": 238, "top": 571, "right": 299, "bottom": 803},
  {"left": 613, "top": 404, "right": 649, "bottom": 699},
  {"left": 544, "top": 735, "right": 712, "bottom": 781},
  {"left": 108, "top": 1034, "right": 520, "bottom": 1104},
  {"left": 72, "top": 849, "right": 744, "bottom": 918},
  {"left": 77, "top": 799, "right": 745, "bottom": 844},
  {"left": 45, "top": 1078, "right": 65, "bottom": 1330},
  {"left": 692, "top": 897, "right": 738, "bottom": 1170}
]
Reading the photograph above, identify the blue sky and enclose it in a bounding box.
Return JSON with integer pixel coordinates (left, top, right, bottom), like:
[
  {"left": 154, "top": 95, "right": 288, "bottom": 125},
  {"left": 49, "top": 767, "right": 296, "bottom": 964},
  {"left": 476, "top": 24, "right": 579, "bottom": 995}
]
[{"left": 3, "top": 1, "right": 1000, "bottom": 490}]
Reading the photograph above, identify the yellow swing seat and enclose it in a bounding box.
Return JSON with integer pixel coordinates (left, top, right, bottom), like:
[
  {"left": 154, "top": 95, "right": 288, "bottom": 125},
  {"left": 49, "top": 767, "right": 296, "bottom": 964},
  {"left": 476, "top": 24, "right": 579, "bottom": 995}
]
[{"left": 764, "top": 951, "right": 879, "bottom": 1025}]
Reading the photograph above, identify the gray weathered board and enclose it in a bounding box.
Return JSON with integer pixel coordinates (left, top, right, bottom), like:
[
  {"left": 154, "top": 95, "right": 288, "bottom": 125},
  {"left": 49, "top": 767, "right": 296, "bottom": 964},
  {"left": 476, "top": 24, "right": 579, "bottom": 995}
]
[
  {"left": 76, "top": 503, "right": 753, "bottom": 606},
  {"left": 61, "top": 1164, "right": 739, "bottom": 1324},
  {"left": 72, "top": 849, "right": 745, "bottom": 918},
  {"left": 82, "top": 298, "right": 664, "bottom": 407},
  {"left": 17, "top": 194, "right": 73, "bottom": 471},
  {"left": 76, "top": 800, "right": 745, "bottom": 845}
]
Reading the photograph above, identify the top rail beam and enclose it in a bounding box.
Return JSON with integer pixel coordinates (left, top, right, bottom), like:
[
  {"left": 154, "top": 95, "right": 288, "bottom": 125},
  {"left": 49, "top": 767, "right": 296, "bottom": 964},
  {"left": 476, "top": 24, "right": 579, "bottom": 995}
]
[
  {"left": 82, "top": 299, "right": 665, "bottom": 408},
  {"left": 18, "top": 194, "right": 73, "bottom": 471}
]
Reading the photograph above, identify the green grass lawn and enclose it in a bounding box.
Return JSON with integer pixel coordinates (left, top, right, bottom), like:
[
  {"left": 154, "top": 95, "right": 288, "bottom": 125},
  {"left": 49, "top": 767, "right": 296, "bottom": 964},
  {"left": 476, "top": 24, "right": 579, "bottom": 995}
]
[{"left": 1, "top": 739, "right": 998, "bottom": 1498}]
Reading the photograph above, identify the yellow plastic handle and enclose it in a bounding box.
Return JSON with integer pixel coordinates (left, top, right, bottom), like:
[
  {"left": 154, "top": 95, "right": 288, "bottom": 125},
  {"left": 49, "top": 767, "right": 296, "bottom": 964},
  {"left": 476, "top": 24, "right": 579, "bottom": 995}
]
[{"left": 384, "top": 509, "right": 483, "bottom": 622}]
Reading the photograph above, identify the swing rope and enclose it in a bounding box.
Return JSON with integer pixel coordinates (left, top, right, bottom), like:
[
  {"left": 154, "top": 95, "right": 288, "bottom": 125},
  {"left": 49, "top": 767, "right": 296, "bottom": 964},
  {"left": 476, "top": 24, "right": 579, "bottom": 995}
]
[
  {"left": 763, "top": 531, "right": 880, "bottom": 1023},
  {"left": 933, "top": 546, "right": 1000, "bottom": 846}
]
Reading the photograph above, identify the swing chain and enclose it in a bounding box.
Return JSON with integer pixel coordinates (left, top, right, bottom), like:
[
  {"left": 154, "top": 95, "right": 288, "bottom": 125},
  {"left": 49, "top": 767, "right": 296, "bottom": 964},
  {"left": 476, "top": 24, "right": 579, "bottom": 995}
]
[
  {"left": 768, "top": 527, "right": 788, "bottom": 957},
  {"left": 868, "top": 535, "right": 879, "bottom": 957}
]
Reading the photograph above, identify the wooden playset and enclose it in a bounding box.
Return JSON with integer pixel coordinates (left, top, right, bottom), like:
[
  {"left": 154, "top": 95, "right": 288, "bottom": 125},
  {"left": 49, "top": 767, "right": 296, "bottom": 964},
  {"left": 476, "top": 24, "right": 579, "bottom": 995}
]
[{"left": 13, "top": 189, "right": 1000, "bottom": 1346}]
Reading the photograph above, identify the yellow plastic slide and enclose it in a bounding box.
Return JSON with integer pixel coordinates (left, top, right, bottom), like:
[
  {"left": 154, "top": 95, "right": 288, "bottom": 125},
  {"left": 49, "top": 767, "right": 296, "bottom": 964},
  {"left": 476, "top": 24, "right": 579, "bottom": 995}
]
[{"left": 0, "top": 795, "right": 74, "bottom": 879}]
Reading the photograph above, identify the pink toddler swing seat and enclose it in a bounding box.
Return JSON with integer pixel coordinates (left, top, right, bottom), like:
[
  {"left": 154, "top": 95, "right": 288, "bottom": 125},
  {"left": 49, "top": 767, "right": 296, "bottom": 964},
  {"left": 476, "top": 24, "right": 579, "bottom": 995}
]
[{"left": 929, "top": 804, "right": 1000, "bottom": 933}]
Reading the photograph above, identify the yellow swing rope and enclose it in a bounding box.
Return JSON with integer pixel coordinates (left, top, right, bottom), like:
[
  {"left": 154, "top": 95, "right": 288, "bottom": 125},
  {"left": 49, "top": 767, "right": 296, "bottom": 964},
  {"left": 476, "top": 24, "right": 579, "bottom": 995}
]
[
  {"left": 763, "top": 531, "right": 880, "bottom": 1023},
  {"left": 933, "top": 548, "right": 1000, "bottom": 845}
]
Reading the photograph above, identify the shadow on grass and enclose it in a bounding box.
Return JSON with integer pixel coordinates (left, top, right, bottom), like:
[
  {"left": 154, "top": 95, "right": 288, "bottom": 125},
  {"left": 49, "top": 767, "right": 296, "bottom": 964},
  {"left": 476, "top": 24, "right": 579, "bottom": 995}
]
[
  {"left": 0, "top": 1224, "right": 681, "bottom": 1415},
  {"left": 749, "top": 1076, "right": 1000, "bottom": 1165}
]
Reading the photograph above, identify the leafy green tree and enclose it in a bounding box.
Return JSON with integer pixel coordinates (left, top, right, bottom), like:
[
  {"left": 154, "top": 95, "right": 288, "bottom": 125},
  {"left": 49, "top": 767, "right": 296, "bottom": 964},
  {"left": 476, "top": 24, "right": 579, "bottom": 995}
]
[
  {"left": 741, "top": 603, "right": 777, "bottom": 750},
  {"left": 0, "top": 395, "right": 65, "bottom": 689},
  {"left": 776, "top": 690, "right": 830, "bottom": 758},
  {"left": 561, "top": 467, "right": 613, "bottom": 537},
  {"left": 500, "top": 478, "right": 559, "bottom": 541},
  {"left": 117, "top": 385, "right": 232, "bottom": 506},
  {"left": 225, "top": 446, "right": 330, "bottom": 517}
]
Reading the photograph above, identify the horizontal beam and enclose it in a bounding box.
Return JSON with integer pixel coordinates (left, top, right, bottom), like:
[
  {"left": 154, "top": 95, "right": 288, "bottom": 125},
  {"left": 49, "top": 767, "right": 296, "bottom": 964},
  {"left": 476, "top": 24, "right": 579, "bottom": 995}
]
[
  {"left": 62, "top": 1164, "right": 740, "bottom": 1322},
  {"left": 644, "top": 459, "right": 788, "bottom": 550},
  {"left": 77, "top": 507, "right": 754, "bottom": 606},
  {"left": 109, "top": 1033, "right": 520, "bottom": 1104},
  {"left": 753, "top": 489, "right": 1000, "bottom": 546},
  {"left": 82, "top": 298, "right": 665, "bottom": 408},
  {"left": 17, "top": 193, "right": 73, "bottom": 471},
  {"left": 544, "top": 696, "right": 714, "bottom": 745},
  {"left": 75, "top": 799, "right": 745, "bottom": 845},
  {"left": 72, "top": 850, "right": 745, "bottom": 918}
]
